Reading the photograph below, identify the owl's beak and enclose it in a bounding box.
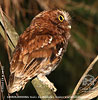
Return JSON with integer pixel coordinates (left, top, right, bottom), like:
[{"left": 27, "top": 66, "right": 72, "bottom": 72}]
[{"left": 68, "top": 25, "right": 71, "bottom": 29}]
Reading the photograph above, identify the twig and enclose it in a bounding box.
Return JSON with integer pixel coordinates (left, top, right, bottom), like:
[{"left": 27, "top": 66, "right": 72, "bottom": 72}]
[
  {"left": 77, "top": 76, "right": 98, "bottom": 95},
  {"left": 70, "top": 55, "right": 98, "bottom": 100},
  {"left": 76, "top": 76, "right": 98, "bottom": 100}
]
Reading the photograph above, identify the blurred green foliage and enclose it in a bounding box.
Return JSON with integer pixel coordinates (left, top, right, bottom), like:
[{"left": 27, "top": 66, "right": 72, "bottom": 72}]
[{"left": 0, "top": 0, "right": 98, "bottom": 99}]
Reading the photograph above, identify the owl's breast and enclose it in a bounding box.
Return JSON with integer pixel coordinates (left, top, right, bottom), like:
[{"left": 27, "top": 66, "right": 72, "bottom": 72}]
[{"left": 38, "top": 38, "right": 67, "bottom": 75}]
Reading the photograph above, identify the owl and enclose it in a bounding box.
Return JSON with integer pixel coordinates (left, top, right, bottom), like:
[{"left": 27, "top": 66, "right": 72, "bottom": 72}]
[{"left": 8, "top": 10, "right": 71, "bottom": 93}]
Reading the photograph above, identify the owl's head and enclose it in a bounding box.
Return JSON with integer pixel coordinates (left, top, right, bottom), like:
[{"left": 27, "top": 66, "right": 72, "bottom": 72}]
[{"left": 31, "top": 10, "right": 71, "bottom": 39}]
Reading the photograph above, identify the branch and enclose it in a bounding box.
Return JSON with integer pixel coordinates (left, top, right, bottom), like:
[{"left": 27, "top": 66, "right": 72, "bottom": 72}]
[
  {"left": 76, "top": 77, "right": 98, "bottom": 100},
  {"left": 70, "top": 55, "right": 98, "bottom": 100},
  {"left": 0, "top": 7, "right": 19, "bottom": 52},
  {"left": 32, "top": 78, "right": 58, "bottom": 100},
  {"left": 0, "top": 7, "right": 57, "bottom": 100}
]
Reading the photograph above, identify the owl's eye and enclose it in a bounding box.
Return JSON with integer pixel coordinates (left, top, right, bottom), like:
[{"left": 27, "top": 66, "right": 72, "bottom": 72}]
[{"left": 58, "top": 15, "right": 64, "bottom": 22}]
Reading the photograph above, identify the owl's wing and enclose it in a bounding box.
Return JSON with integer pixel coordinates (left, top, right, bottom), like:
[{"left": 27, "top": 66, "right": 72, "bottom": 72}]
[
  {"left": 10, "top": 33, "right": 55, "bottom": 75},
  {"left": 8, "top": 30, "right": 64, "bottom": 93},
  {"left": 8, "top": 33, "right": 55, "bottom": 93}
]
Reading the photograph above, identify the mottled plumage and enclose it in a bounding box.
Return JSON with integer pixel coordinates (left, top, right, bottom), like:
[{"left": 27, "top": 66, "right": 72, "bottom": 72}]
[{"left": 8, "top": 10, "right": 71, "bottom": 93}]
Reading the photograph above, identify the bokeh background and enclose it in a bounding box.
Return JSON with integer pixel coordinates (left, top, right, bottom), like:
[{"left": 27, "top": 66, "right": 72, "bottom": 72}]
[{"left": 0, "top": 0, "right": 98, "bottom": 100}]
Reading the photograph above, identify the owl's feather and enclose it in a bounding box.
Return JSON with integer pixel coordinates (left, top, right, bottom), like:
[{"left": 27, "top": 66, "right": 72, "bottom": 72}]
[{"left": 8, "top": 10, "right": 71, "bottom": 93}]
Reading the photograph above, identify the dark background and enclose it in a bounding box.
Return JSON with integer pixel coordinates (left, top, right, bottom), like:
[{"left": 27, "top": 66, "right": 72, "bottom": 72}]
[{"left": 0, "top": 0, "right": 98, "bottom": 100}]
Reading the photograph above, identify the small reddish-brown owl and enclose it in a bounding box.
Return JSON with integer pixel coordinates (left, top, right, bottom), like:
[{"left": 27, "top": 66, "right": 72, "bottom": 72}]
[{"left": 8, "top": 10, "right": 71, "bottom": 93}]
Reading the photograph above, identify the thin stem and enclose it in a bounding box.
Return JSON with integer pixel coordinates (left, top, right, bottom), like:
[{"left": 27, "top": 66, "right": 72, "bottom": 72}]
[{"left": 70, "top": 55, "right": 98, "bottom": 100}]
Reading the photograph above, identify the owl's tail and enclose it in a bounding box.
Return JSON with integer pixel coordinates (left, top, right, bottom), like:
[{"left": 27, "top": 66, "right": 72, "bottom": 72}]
[{"left": 8, "top": 73, "right": 26, "bottom": 94}]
